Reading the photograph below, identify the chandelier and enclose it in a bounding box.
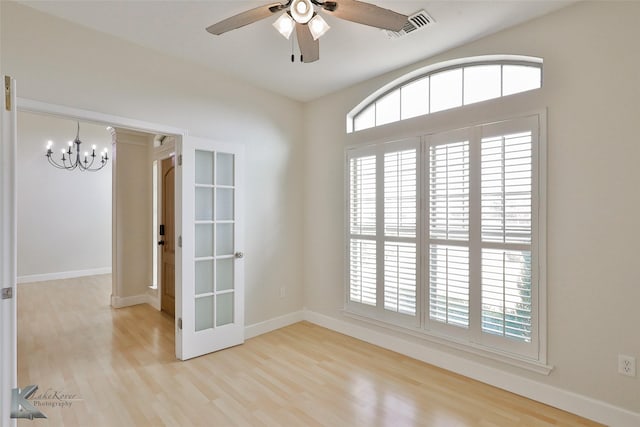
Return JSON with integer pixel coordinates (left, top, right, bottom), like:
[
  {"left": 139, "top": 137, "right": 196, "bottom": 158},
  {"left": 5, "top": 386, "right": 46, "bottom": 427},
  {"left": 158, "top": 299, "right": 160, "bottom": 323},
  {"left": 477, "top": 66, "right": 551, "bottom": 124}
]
[{"left": 45, "top": 122, "right": 109, "bottom": 172}]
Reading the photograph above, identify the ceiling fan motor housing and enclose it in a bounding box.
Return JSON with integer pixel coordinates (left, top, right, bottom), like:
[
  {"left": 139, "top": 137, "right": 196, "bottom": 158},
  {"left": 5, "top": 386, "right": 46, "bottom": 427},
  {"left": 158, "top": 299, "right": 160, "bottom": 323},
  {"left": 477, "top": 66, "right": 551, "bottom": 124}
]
[{"left": 291, "top": 0, "right": 314, "bottom": 23}]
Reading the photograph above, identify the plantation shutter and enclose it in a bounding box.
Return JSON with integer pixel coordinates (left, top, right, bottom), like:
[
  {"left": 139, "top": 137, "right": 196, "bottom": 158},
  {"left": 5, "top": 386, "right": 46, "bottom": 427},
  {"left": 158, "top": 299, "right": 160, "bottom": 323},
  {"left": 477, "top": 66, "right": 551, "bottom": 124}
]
[
  {"left": 480, "top": 129, "right": 533, "bottom": 340},
  {"left": 479, "top": 117, "right": 538, "bottom": 357},
  {"left": 347, "top": 140, "right": 419, "bottom": 324},
  {"left": 345, "top": 115, "right": 541, "bottom": 360},
  {"left": 348, "top": 153, "right": 377, "bottom": 306},
  {"left": 383, "top": 148, "right": 418, "bottom": 317},
  {"left": 427, "top": 135, "right": 471, "bottom": 331}
]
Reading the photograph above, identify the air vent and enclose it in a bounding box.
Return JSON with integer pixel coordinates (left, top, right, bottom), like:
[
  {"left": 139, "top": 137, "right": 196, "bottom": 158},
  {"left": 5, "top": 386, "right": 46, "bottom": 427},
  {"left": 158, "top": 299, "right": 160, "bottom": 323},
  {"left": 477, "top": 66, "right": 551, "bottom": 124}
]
[{"left": 385, "top": 10, "right": 435, "bottom": 39}]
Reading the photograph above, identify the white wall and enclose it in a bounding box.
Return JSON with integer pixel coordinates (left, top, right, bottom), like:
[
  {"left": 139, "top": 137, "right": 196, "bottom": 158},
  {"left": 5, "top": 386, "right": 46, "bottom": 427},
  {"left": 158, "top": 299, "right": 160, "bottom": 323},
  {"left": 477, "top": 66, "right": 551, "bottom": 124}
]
[
  {"left": 111, "top": 128, "right": 153, "bottom": 300},
  {"left": 1, "top": 1, "right": 305, "bottom": 325},
  {"left": 303, "top": 0, "right": 640, "bottom": 418},
  {"left": 17, "top": 112, "right": 111, "bottom": 282}
]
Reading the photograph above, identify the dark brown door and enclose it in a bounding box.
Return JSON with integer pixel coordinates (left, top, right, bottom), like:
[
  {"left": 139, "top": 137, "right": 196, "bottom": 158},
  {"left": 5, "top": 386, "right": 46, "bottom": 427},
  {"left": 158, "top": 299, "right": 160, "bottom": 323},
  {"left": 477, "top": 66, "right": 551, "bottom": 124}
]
[{"left": 160, "top": 156, "right": 176, "bottom": 317}]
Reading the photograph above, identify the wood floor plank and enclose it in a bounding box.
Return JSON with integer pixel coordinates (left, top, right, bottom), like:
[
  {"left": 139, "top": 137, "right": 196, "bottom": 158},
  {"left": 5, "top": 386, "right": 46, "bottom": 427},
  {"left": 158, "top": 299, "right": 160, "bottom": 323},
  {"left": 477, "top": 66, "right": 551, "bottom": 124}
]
[{"left": 17, "top": 275, "right": 603, "bottom": 426}]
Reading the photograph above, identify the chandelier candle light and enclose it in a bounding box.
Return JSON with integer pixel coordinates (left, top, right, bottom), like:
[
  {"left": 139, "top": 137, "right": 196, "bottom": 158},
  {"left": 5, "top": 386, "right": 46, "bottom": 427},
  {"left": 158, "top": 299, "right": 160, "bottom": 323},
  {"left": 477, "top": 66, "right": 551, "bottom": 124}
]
[{"left": 45, "top": 122, "right": 109, "bottom": 172}]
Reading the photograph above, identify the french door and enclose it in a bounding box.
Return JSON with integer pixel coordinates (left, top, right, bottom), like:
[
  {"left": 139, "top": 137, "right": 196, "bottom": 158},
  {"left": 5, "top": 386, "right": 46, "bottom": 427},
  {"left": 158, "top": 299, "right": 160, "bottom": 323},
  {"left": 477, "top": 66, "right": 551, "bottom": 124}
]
[{"left": 176, "top": 136, "right": 244, "bottom": 360}]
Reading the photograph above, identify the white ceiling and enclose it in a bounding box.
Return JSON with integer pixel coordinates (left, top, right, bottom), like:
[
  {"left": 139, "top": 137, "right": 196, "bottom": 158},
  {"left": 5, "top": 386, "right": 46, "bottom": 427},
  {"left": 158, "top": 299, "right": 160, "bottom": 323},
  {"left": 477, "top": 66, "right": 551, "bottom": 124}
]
[{"left": 19, "top": 1, "right": 575, "bottom": 102}]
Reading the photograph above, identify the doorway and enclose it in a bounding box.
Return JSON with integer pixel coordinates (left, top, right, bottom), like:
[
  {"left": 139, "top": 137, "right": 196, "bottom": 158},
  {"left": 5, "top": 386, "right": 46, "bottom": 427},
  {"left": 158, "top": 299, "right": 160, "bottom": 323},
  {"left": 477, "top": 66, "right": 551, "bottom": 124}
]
[
  {"left": 2, "top": 96, "right": 194, "bottom": 426},
  {"left": 8, "top": 98, "right": 246, "bottom": 377}
]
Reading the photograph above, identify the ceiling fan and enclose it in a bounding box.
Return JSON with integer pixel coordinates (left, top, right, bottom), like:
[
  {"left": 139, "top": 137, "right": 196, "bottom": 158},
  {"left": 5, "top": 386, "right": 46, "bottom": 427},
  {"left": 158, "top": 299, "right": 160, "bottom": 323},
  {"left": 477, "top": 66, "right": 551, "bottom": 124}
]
[{"left": 206, "top": 0, "right": 408, "bottom": 63}]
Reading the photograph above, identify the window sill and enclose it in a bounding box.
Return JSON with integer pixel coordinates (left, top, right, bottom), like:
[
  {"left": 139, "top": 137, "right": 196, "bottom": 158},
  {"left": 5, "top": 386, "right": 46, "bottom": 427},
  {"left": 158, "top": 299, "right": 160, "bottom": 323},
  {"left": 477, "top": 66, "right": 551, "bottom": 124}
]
[{"left": 342, "top": 309, "right": 554, "bottom": 375}]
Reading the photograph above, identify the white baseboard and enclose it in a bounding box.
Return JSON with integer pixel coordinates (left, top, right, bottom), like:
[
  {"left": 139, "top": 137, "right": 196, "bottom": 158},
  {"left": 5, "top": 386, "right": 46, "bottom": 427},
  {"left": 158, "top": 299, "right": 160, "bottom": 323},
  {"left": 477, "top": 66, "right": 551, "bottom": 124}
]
[
  {"left": 111, "top": 291, "right": 159, "bottom": 310},
  {"left": 146, "top": 288, "right": 161, "bottom": 311},
  {"left": 111, "top": 294, "right": 148, "bottom": 309},
  {"left": 17, "top": 267, "right": 111, "bottom": 284},
  {"left": 244, "top": 310, "right": 304, "bottom": 340},
  {"left": 303, "top": 309, "right": 640, "bottom": 427}
]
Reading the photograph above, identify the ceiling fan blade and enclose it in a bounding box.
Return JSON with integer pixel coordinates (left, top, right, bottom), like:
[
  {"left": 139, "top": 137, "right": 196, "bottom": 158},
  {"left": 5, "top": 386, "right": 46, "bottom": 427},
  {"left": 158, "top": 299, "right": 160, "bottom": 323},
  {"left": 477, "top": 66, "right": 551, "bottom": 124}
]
[
  {"left": 322, "top": 0, "right": 408, "bottom": 32},
  {"left": 206, "top": 3, "right": 287, "bottom": 35},
  {"left": 296, "top": 23, "right": 319, "bottom": 63}
]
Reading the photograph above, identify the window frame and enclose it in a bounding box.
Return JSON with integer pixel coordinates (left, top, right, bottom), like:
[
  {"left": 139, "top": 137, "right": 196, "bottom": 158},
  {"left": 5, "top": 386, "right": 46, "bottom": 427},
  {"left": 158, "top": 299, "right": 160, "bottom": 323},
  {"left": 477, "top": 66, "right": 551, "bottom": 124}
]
[
  {"left": 347, "top": 56, "right": 543, "bottom": 133},
  {"left": 344, "top": 112, "right": 548, "bottom": 373}
]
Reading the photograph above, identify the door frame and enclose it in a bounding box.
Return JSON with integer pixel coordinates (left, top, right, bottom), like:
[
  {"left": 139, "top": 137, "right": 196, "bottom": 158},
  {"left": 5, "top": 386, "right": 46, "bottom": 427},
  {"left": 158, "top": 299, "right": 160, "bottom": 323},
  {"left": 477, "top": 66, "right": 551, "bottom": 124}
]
[{"left": 1, "top": 76, "right": 17, "bottom": 427}]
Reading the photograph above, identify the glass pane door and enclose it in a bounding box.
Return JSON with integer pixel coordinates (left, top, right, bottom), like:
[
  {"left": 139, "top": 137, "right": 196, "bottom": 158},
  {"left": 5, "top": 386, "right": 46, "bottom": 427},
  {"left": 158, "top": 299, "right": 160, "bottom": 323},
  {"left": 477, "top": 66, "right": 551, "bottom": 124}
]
[
  {"left": 194, "top": 150, "right": 236, "bottom": 331},
  {"left": 178, "top": 135, "right": 244, "bottom": 361}
]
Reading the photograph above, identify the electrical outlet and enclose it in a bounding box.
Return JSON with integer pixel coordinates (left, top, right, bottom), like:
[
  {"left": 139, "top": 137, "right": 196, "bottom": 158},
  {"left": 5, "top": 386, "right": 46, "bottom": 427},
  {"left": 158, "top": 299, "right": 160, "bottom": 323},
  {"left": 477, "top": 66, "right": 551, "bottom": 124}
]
[
  {"left": 279, "top": 287, "right": 286, "bottom": 298},
  {"left": 618, "top": 354, "right": 636, "bottom": 377}
]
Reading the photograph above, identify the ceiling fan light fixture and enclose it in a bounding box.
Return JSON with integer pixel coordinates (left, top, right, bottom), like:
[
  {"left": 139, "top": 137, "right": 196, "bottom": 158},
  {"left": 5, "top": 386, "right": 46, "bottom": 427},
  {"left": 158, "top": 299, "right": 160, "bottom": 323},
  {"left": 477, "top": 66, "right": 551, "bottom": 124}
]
[
  {"left": 308, "top": 14, "right": 330, "bottom": 40},
  {"left": 206, "top": 0, "right": 409, "bottom": 65},
  {"left": 273, "top": 13, "right": 295, "bottom": 39},
  {"left": 290, "top": 0, "right": 314, "bottom": 24}
]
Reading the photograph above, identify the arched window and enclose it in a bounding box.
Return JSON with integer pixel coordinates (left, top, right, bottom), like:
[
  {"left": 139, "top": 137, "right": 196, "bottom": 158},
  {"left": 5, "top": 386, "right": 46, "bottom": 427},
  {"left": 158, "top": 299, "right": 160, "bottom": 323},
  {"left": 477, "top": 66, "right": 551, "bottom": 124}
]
[
  {"left": 345, "top": 56, "right": 548, "bottom": 370},
  {"left": 347, "top": 56, "right": 542, "bottom": 133}
]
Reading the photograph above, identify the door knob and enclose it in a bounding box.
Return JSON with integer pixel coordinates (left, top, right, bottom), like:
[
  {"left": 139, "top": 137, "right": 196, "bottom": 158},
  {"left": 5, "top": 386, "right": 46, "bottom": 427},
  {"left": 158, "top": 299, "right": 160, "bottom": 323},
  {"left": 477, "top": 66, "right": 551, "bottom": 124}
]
[
  {"left": 158, "top": 240, "right": 165, "bottom": 246},
  {"left": 235, "top": 251, "right": 244, "bottom": 259}
]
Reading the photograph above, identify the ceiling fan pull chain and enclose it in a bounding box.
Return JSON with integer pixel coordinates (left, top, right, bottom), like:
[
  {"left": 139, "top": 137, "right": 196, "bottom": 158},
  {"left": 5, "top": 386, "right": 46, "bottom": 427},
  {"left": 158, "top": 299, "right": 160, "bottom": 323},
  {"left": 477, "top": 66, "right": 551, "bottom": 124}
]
[{"left": 291, "top": 31, "right": 295, "bottom": 62}]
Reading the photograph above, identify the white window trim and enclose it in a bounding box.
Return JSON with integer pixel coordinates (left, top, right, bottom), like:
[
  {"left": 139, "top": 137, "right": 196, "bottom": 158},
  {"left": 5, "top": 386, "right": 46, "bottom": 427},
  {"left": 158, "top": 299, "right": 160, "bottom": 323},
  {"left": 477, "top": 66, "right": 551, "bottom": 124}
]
[
  {"left": 342, "top": 309, "right": 552, "bottom": 375},
  {"left": 344, "top": 110, "right": 548, "bottom": 374}
]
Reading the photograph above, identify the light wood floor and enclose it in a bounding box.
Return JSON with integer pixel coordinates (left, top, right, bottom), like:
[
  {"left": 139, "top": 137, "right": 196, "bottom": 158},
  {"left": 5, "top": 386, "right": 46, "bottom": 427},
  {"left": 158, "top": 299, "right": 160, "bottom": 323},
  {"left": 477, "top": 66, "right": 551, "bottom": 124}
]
[{"left": 17, "top": 275, "right": 602, "bottom": 427}]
